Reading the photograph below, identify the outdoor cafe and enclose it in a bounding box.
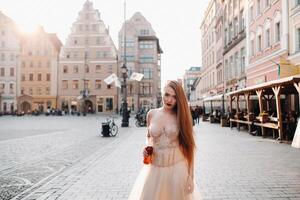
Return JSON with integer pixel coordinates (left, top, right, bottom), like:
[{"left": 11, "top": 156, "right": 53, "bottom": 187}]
[{"left": 227, "top": 75, "right": 300, "bottom": 147}]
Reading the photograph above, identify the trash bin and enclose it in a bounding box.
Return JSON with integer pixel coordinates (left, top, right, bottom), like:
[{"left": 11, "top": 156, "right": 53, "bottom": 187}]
[{"left": 101, "top": 123, "right": 110, "bottom": 137}]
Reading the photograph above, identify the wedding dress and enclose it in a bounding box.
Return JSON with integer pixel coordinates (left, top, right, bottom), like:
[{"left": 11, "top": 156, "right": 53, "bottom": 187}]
[{"left": 128, "top": 122, "right": 201, "bottom": 200}]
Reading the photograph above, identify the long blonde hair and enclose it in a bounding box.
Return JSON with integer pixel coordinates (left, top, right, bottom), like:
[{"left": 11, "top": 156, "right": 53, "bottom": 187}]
[{"left": 165, "top": 80, "right": 196, "bottom": 169}]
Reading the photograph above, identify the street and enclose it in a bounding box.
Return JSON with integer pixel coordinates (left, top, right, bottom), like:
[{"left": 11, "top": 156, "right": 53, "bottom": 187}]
[{"left": 0, "top": 115, "right": 300, "bottom": 200}]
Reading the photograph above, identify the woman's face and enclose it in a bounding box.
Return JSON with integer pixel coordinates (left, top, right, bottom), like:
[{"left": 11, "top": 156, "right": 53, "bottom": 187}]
[{"left": 163, "top": 86, "right": 177, "bottom": 110}]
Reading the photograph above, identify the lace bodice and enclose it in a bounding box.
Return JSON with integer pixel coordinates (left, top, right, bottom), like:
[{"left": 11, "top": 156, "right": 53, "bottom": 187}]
[
  {"left": 149, "top": 123, "right": 179, "bottom": 148},
  {"left": 148, "top": 123, "right": 185, "bottom": 167}
]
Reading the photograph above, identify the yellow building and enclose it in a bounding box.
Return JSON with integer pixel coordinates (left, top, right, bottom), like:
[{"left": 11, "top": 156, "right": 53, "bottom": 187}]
[{"left": 18, "top": 26, "right": 62, "bottom": 113}]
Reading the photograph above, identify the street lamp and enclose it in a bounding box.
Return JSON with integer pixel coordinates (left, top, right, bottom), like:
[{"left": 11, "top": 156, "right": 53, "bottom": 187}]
[{"left": 121, "top": 64, "right": 129, "bottom": 127}]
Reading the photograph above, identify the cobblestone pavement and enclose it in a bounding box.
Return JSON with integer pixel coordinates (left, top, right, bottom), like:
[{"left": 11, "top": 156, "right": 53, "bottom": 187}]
[{"left": 1, "top": 116, "right": 300, "bottom": 200}]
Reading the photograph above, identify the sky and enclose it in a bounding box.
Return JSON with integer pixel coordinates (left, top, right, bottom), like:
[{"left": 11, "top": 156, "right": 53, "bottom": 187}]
[{"left": 1, "top": 0, "right": 210, "bottom": 85}]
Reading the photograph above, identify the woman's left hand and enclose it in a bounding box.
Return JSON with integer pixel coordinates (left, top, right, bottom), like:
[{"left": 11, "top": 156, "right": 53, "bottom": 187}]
[{"left": 185, "top": 175, "right": 194, "bottom": 193}]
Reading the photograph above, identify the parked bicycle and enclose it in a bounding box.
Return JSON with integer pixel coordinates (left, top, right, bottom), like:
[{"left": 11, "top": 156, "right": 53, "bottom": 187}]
[
  {"left": 101, "top": 116, "right": 118, "bottom": 137},
  {"left": 135, "top": 110, "right": 147, "bottom": 127}
]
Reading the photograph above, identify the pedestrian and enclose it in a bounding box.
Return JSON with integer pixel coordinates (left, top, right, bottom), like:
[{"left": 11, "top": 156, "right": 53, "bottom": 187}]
[
  {"left": 195, "top": 105, "right": 200, "bottom": 124},
  {"left": 128, "top": 80, "right": 200, "bottom": 200}
]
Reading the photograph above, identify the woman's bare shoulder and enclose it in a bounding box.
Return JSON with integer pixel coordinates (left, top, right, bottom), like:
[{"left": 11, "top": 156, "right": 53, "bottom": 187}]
[{"left": 147, "top": 108, "right": 160, "bottom": 116}]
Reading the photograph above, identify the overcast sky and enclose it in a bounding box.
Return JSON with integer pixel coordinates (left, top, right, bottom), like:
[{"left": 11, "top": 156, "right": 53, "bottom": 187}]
[{"left": 1, "top": 0, "right": 210, "bottom": 85}]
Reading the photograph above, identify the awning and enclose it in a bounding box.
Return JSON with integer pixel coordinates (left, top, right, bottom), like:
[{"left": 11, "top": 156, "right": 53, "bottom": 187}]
[{"left": 203, "top": 94, "right": 224, "bottom": 102}]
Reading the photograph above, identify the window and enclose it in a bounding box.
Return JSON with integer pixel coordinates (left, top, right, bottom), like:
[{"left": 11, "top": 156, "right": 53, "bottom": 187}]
[
  {"left": 251, "top": 39, "right": 255, "bottom": 56},
  {"left": 22, "top": 61, "right": 26, "bottom": 68},
  {"left": 38, "top": 73, "right": 42, "bottom": 81},
  {"left": 96, "top": 65, "right": 101, "bottom": 73},
  {"left": 79, "top": 24, "right": 83, "bottom": 31},
  {"left": 0, "top": 83, "right": 4, "bottom": 90},
  {"left": 121, "top": 55, "right": 135, "bottom": 62},
  {"left": 10, "top": 54, "right": 14, "bottom": 61},
  {"left": 234, "top": 52, "right": 239, "bottom": 76},
  {"left": 241, "top": 48, "right": 245, "bottom": 73},
  {"left": 72, "top": 80, "right": 79, "bottom": 89},
  {"left": 38, "top": 61, "right": 42, "bottom": 68},
  {"left": 85, "top": 65, "right": 89, "bottom": 73},
  {"left": 95, "top": 80, "right": 101, "bottom": 89},
  {"left": 1, "top": 68, "right": 5, "bottom": 76},
  {"left": 229, "top": 56, "right": 233, "bottom": 78},
  {"left": 297, "top": 28, "right": 300, "bottom": 51},
  {"left": 63, "top": 65, "right": 68, "bottom": 73},
  {"left": 107, "top": 84, "right": 112, "bottom": 89},
  {"left": 84, "top": 80, "right": 90, "bottom": 89},
  {"left": 30, "top": 61, "right": 33, "bottom": 68},
  {"left": 92, "top": 24, "right": 97, "bottom": 31},
  {"left": 139, "top": 56, "right": 153, "bottom": 63},
  {"left": 265, "top": 29, "right": 270, "bottom": 48},
  {"left": 140, "top": 68, "right": 153, "bottom": 79},
  {"left": 266, "top": 0, "right": 270, "bottom": 7},
  {"left": 29, "top": 74, "right": 33, "bottom": 81},
  {"left": 229, "top": 23, "right": 233, "bottom": 41},
  {"left": 21, "top": 74, "right": 25, "bottom": 81},
  {"left": 275, "top": 22, "right": 281, "bottom": 42},
  {"left": 1, "top": 30, "right": 5, "bottom": 35},
  {"left": 298, "top": 0, "right": 300, "bottom": 5},
  {"left": 140, "top": 29, "right": 149, "bottom": 35},
  {"left": 106, "top": 98, "right": 113, "bottom": 111},
  {"left": 224, "top": 29, "right": 228, "bottom": 45},
  {"left": 250, "top": 6, "right": 254, "bottom": 21},
  {"left": 257, "top": 0, "right": 261, "bottom": 15},
  {"left": 96, "top": 37, "right": 101, "bottom": 45},
  {"left": 47, "top": 73, "right": 50, "bottom": 81},
  {"left": 257, "top": 35, "right": 262, "bottom": 51},
  {"left": 29, "top": 88, "right": 33, "bottom": 95},
  {"left": 85, "top": 25, "right": 89, "bottom": 31},
  {"left": 62, "top": 80, "right": 68, "bottom": 89},
  {"left": 234, "top": 18, "right": 238, "bottom": 36},
  {"left": 47, "top": 61, "right": 51, "bottom": 68},
  {"left": 1, "top": 41, "right": 5, "bottom": 48},
  {"left": 139, "top": 41, "right": 153, "bottom": 49},
  {"left": 139, "top": 82, "right": 152, "bottom": 94},
  {"left": 46, "top": 87, "right": 50, "bottom": 95},
  {"left": 239, "top": 10, "right": 245, "bottom": 31},
  {"left": 10, "top": 68, "right": 14, "bottom": 76},
  {"left": 37, "top": 88, "right": 42, "bottom": 95},
  {"left": 9, "top": 84, "right": 13, "bottom": 94},
  {"left": 1, "top": 53, "right": 5, "bottom": 61},
  {"left": 21, "top": 87, "right": 24, "bottom": 95},
  {"left": 73, "top": 65, "right": 79, "bottom": 73}
]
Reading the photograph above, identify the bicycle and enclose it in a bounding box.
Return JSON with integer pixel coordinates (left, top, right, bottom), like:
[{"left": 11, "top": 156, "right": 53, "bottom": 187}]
[{"left": 101, "top": 116, "right": 118, "bottom": 137}]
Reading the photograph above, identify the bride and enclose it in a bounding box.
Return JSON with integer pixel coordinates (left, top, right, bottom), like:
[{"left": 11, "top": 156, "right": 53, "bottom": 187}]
[{"left": 128, "top": 80, "right": 201, "bottom": 200}]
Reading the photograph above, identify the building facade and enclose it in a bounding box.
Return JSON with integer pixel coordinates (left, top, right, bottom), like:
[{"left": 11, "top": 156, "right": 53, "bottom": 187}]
[
  {"left": 288, "top": 0, "right": 300, "bottom": 68},
  {"left": 58, "top": 1, "right": 118, "bottom": 114},
  {"left": 0, "top": 11, "right": 20, "bottom": 113},
  {"left": 222, "top": 0, "right": 246, "bottom": 92},
  {"left": 18, "top": 26, "right": 62, "bottom": 113},
  {"left": 200, "top": 0, "right": 218, "bottom": 100},
  {"left": 183, "top": 66, "right": 201, "bottom": 101},
  {"left": 246, "top": 0, "right": 290, "bottom": 86},
  {"left": 118, "top": 12, "right": 163, "bottom": 112}
]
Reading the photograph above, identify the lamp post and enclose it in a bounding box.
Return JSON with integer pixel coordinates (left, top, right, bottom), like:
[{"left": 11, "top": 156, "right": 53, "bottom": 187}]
[{"left": 121, "top": 64, "right": 129, "bottom": 127}]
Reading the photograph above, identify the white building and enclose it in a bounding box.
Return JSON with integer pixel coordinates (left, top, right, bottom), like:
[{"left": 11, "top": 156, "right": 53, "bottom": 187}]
[{"left": 0, "top": 11, "right": 20, "bottom": 113}]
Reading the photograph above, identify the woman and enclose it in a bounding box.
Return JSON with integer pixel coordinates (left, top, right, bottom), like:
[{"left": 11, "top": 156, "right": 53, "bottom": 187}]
[{"left": 129, "top": 80, "right": 200, "bottom": 200}]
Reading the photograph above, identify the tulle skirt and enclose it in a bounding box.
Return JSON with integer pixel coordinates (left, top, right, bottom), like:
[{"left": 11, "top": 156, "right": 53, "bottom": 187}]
[{"left": 128, "top": 158, "right": 201, "bottom": 200}]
